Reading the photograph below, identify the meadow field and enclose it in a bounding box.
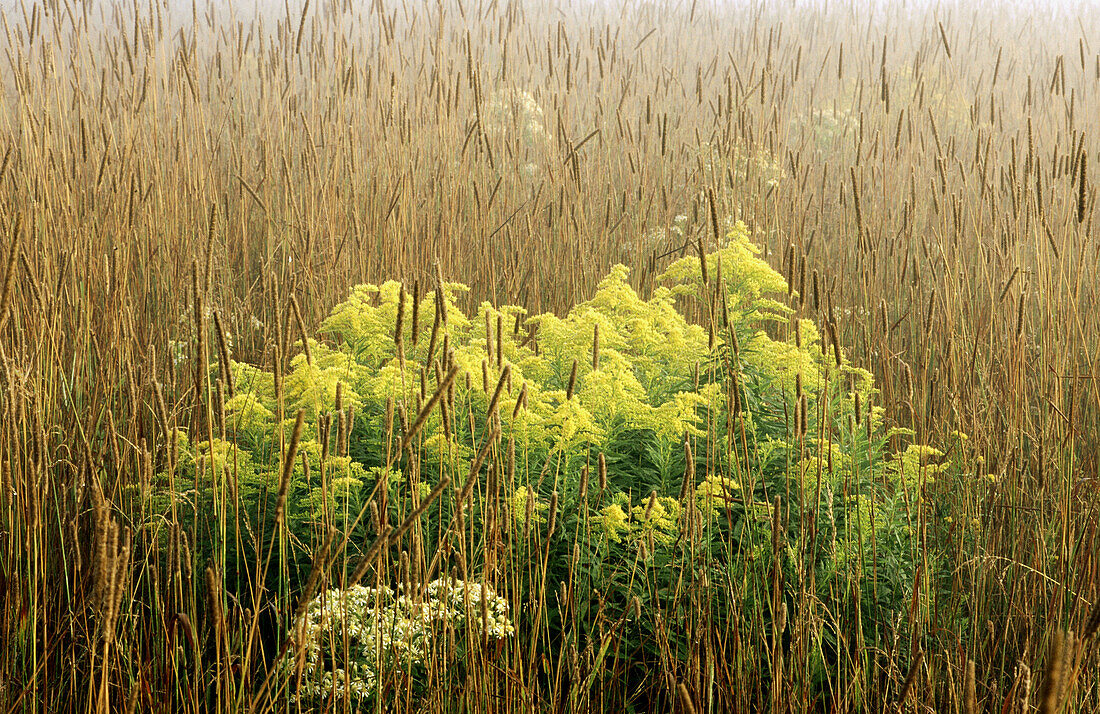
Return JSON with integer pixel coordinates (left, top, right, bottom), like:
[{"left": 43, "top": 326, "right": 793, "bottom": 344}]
[{"left": 2, "top": 0, "right": 1100, "bottom": 711}]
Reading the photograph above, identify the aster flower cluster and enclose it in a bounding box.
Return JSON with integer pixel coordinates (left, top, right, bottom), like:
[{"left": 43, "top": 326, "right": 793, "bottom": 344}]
[
  {"left": 287, "top": 579, "right": 514, "bottom": 702},
  {"left": 426, "top": 576, "right": 516, "bottom": 640},
  {"left": 481, "top": 87, "right": 551, "bottom": 150}
]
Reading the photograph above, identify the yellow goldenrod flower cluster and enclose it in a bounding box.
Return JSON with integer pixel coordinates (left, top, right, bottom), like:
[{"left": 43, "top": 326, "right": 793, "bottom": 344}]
[
  {"left": 597, "top": 502, "right": 631, "bottom": 544},
  {"left": 694, "top": 474, "right": 742, "bottom": 515}
]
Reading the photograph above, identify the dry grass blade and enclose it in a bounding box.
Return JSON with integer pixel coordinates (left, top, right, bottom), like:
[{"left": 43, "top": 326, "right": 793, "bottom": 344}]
[
  {"left": 1038, "top": 630, "right": 1065, "bottom": 714},
  {"left": 897, "top": 651, "right": 924, "bottom": 705},
  {"left": 391, "top": 477, "right": 452, "bottom": 544},
  {"left": 486, "top": 364, "right": 511, "bottom": 423},
  {"left": 964, "top": 659, "right": 977, "bottom": 714},
  {"left": 0, "top": 213, "right": 21, "bottom": 330},
  {"left": 274, "top": 409, "right": 306, "bottom": 525},
  {"left": 400, "top": 364, "right": 461, "bottom": 454}
]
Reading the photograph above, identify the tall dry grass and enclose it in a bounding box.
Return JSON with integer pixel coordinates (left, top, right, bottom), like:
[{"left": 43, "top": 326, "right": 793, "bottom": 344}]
[{"left": 2, "top": 0, "right": 1100, "bottom": 711}]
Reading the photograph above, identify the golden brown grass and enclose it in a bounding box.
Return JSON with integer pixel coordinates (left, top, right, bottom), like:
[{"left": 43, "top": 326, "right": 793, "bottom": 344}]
[{"left": 3, "top": 0, "right": 1100, "bottom": 711}]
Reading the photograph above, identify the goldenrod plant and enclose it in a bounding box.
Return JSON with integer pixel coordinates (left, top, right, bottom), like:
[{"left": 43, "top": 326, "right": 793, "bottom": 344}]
[{"left": 137, "top": 221, "right": 952, "bottom": 709}]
